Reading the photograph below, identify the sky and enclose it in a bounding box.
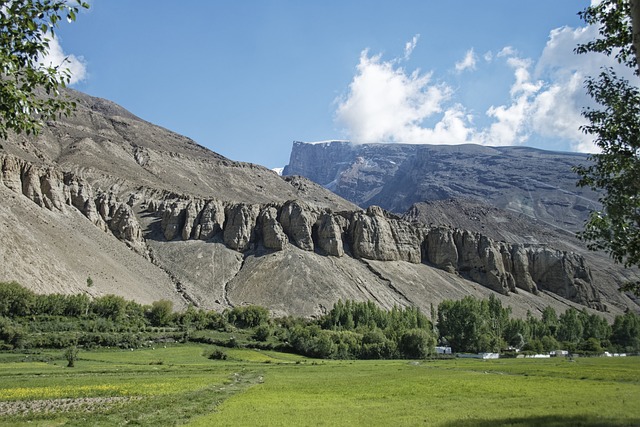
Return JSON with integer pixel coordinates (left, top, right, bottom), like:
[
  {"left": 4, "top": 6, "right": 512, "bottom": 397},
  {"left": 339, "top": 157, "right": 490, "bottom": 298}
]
[{"left": 48, "top": 1, "right": 635, "bottom": 169}]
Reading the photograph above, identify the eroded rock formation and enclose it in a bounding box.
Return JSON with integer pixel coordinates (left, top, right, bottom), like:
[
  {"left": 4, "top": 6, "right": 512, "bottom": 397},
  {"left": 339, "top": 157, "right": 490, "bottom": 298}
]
[
  {"left": 146, "top": 194, "right": 604, "bottom": 310},
  {"left": 1, "top": 154, "right": 146, "bottom": 254},
  {"left": 0, "top": 153, "right": 604, "bottom": 310}
]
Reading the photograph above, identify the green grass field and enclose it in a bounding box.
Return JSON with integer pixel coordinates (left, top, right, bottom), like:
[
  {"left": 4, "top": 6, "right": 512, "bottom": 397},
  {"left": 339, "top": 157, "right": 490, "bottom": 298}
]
[{"left": 0, "top": 345, "right": 638, "bottom": 426}]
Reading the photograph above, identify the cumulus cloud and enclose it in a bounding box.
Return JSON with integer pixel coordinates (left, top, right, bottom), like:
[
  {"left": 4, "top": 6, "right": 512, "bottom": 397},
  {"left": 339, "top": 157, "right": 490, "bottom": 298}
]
[
  {"left": 335, "top": 49, "right": 469, "bottom": 144},
  {"left": 455, "top": 49, "right": 477, "bottom": 72},
  {"left": 335, "top": 26, "right": 635, "bottom": 152},
  {"left": 39, "top": 36, "right": 87, "bottom": 85}
]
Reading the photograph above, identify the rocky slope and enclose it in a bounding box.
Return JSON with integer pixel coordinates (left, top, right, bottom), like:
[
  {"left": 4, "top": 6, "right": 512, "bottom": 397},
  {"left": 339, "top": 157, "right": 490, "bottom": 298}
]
[
  {"left": 0, "top": 91, "right": 636, "bottom": 318},
  {"left": 283, "top": 141, "right": 599, "bottom": 233}
]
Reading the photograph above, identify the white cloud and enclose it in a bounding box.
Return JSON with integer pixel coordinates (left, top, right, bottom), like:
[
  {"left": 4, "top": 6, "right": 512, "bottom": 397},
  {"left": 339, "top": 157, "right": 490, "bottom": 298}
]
[
  {"left": 335, "top": 48, "right": 464, "bottom": 144},
  {"left": 335, "top": 24, "right": 635, "bottom": 153},
  {"left": 455, "top": 49, "right": 477, "bottom": 72},
  {"left": 39, "top": 36, "right": 87, "bottom": 85},
  {"left": 497, "top": 46, "right": 517, "bottom": 58},
  {"left": 403, "top": 34, "right": 420, "bottom": 61}
]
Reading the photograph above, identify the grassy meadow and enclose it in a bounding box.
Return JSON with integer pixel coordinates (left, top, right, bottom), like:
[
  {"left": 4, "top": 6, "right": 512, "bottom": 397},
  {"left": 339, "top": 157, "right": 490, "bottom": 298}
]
[{"left": 0, "top": 345, "right": 638, "bottom": 426}]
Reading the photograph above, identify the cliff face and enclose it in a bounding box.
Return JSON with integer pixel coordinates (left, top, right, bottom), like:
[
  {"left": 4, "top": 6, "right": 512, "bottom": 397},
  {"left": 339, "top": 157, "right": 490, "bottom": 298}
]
[
  {"left": 0, "top": 91, "right": 633, "bottom": 318},
  {"left": 283, "top": 141, "right": 599, "bottom": 233},
  {"left": 151, "top": 195, "right": 604, "bottom": 310},
  {"left": 1, "top": 151, "right": 606, "bottom": 311}
]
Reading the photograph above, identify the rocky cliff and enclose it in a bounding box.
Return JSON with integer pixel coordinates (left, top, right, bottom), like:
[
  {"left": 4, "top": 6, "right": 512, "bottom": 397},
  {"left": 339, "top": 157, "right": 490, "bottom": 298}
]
[
  {"left": 0, "top": 91, "right": 633, "bottom": 318},
  {"left": 153, "top": 197, "right": 604, "bottom": 309},
  {"left": 283, "top": 141, "right": 600, "bottom": 233}
]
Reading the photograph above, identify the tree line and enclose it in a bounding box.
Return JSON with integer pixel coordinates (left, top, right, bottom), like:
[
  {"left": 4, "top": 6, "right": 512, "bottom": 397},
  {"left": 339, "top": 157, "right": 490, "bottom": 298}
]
[{"left": 0, "top": 282, "right": 638, "bottom": 358}]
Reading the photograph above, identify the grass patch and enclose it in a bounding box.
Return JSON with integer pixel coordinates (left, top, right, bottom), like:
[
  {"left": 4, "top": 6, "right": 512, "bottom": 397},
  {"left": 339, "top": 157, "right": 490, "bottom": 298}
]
[{"left": 0, "top": 347, "right": 638, "bottom": 426}]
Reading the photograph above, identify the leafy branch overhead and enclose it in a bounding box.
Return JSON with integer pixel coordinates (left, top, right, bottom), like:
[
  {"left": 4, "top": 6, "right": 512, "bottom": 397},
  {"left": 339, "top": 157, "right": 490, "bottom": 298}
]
[
  {"left": 574, "top": 0, "right": 640, "bottom": 294},
  {"left": 0, "top": 0, "right": 89, "bottom": 139}
]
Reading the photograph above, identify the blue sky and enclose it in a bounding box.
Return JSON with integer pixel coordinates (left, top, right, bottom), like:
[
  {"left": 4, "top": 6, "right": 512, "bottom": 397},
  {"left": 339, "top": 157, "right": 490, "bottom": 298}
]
[{"left": 50, "top": 1, "right": 629, "bottom": 169}]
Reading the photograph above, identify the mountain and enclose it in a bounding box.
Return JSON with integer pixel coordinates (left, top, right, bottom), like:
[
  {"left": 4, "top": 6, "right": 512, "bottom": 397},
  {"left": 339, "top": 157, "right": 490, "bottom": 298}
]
[
  {"left": 0, "top": 91, "right": 636, "bottom": 319},
  {"left": 283, "top": 140, "right": 599, "bottom": 233},
  {"left": 283, "top": 140, "right": 639, "bottom": 313}
]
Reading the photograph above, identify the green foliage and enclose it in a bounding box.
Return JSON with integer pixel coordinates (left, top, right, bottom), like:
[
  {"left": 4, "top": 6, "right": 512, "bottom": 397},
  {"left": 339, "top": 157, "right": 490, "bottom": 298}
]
[
  {"left": 1, "top": 282, "right": 638, "bottom": 360},
  {"left": 576, "top": 0, "right": 636, "bottom": 71},
  {"left": 0, "top": 281, "right": 35, "bottom": 317},
  {"left": 579, "top": 337, "right": 604, "bottom": 355},
  {"left": 206, "top": 347, "right": 228, "bottom": 360},
  {"left": 360, "top": 328, "right": 397, "bottom": 359},
  {"left": 397, "top": 328, "right": 435, "bottom": 359},
  {"left": 437, "top": 295, "right": 510, "bottom": 353},
  {"left": 574, "top": 1, "right": 640, "bottom": 294},
  {"left": 90, "top": 294, "right": 128, "bottom": 322},
  {"left": 0, "top": 0, "right": 89, "bottom": 139},
  {"left": 611, "top": 311, "right": 640, "bottom": 352},
  {"left": 0, "top": 316, "right": 26, "bottom": 349},
  {"left": 32, "top": 293, "right": 90, "bottom": 317},
  {"left": 557, "top": 308, "right": 584, "bottom": 344},
  {"left": 64, "top": 345, "right": 78, "bottom": 367},
  {"left": 227, "top": 305, "right": 269, "bottom": 328},
  {"left": 253, "top": 324, "right": 272, "bottom": 342},
  {"left": 148, "top": 299, "right": 174, "bottom": 327}
]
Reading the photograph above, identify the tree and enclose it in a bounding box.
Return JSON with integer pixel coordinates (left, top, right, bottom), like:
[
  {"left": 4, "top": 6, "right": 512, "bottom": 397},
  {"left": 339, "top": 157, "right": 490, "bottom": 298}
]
[
  {"left": 148, "top": 299, "right": 174, "bottom": 327},
  {"left": 91, "top": 295, "right": 128, "bottom": 322},
  {"left": 610, "top": 311, "right": 640, "bottom": 351},
  {"left": 64, "top": 345, "right": 79, "bottom": 367},
  {"left": 0, "top": 0, "right": 89, "bottom": 139},
  {"left": 574, "top": 0, "right": 640, "bottom": 294},
  {"left": 557, "top": 308, "right": 584, "bottom": 345},
  {"left": 0, "top": 281, "right": 34, "bottom": 317},
  {"left": 397, "top": 329, "right": 435, "bottom": 359}
]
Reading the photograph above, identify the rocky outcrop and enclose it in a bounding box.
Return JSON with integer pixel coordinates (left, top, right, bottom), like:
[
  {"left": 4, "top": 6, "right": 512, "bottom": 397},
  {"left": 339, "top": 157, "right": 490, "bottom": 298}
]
[
  {"left": 284, "top": 141, "right": 599, "bottom": 233},
  {"left": 0, "top": 154, "right": 604, "bottom": 311},
  {"left": 259, "top": 206, "right": 288, "bottom": 250},
  {"left": 528, "top": 247, "right": 600, "bottom": 307},
  {"left": 316, "top": 212, "right": 346, "bottom": 257},
  {"left": 350, "top": 206, "right": 422, "bottom": 263},
  {"left": 194, "top": 200, "right": 225, "bottom": 240},
  {"left": 148, "top": 197, "right": 603, "bottom": 309},
  {"left": 278, "top": 200, "right": 317, "bottom": 251},
  {"left": 223, "top": 203, "right": 260, "bottom": 252},
  {"left": 0, "top": 154, "right": 146, "bottom": 254}
]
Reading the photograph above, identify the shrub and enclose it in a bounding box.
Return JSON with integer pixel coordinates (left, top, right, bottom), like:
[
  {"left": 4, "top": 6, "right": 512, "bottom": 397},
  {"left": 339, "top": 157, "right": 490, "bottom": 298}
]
[
  {"left": 227, "top": 305, "right": 269, "bottom": 328},
  {"left": 253, "top": 324, "right": 272, "bottom": 342},
  {"left": 64, "top": 346, "right": 79, "bottom": 368},
  {"left": 207, "top": 347, "right": 228, "bottom": 360},
  {"left": 398, "top": 329, "right": 436, "bottom": 359}
]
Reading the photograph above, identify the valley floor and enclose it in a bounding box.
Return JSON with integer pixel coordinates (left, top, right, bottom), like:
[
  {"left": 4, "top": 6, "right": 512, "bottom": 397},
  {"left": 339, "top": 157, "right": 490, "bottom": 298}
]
[{"left": 0, "top": 345, "right": 638, "bottom": 426}]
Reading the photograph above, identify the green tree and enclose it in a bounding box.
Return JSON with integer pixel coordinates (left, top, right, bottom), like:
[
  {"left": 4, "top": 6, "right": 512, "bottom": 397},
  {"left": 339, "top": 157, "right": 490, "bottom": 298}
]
[
  {"left": 0, "top": 281, "right": 34, "bottom": 317},
  {"left": 64, "top": 345, "right": 79, "bottom": 368},
  {"left": 574, "top": 0, "right": 640, "bottom": 294},
  {"left": 557, "top": 308, "right": 584, "bottom": 345},
  {"left": 227, "top": 305, "right": 269, "bottom": 328},
  {"left": 610, "top": 311, "right": 640, "bottom": 351},
  {"left": 91, "top": 295, "right": 128, "bottom": 322},
  {"left": 148, "top": 299, "right": 174, "bottom": 327},
  {"left": 397, "top": 329, "right": 435, "bottom": 359},
  {"left": 0, "top": 0, "right": 89, "bottom": 138},
  {"left": 437, "top": 297, "right": 486, "bottom": 353}
]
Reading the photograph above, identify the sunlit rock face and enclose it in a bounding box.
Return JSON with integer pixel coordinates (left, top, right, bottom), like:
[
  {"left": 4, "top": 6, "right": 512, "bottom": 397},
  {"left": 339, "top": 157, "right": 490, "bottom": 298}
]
[{"left": 284, "top": 141, "right": 598, "bottom": 233}]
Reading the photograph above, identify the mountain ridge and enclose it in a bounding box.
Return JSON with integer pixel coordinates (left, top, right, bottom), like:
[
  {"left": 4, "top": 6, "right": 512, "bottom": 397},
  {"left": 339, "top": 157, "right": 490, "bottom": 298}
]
[{"left": 0, "top": 91, "right": 636, "bottom": 318}]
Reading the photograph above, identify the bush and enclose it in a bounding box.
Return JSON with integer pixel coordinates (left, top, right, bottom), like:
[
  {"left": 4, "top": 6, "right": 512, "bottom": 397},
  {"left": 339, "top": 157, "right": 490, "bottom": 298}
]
[
  {"left": 398, "top": 329, "right": 435, "bottom": 359},
  {"left": 227, "top": 305, "right": 269, "bottom": 328},
  {"left": 253, "top": 324, "right": 272, "bottom": 342},
  {"left": 207, "top": 347, "right": 228, "bottom": 360},
  {"left": 148, "top": 300, "right": 174, "bottom": 327},
  {"left": 64, "top": 346, "right": 79, "bottom": 368}
]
